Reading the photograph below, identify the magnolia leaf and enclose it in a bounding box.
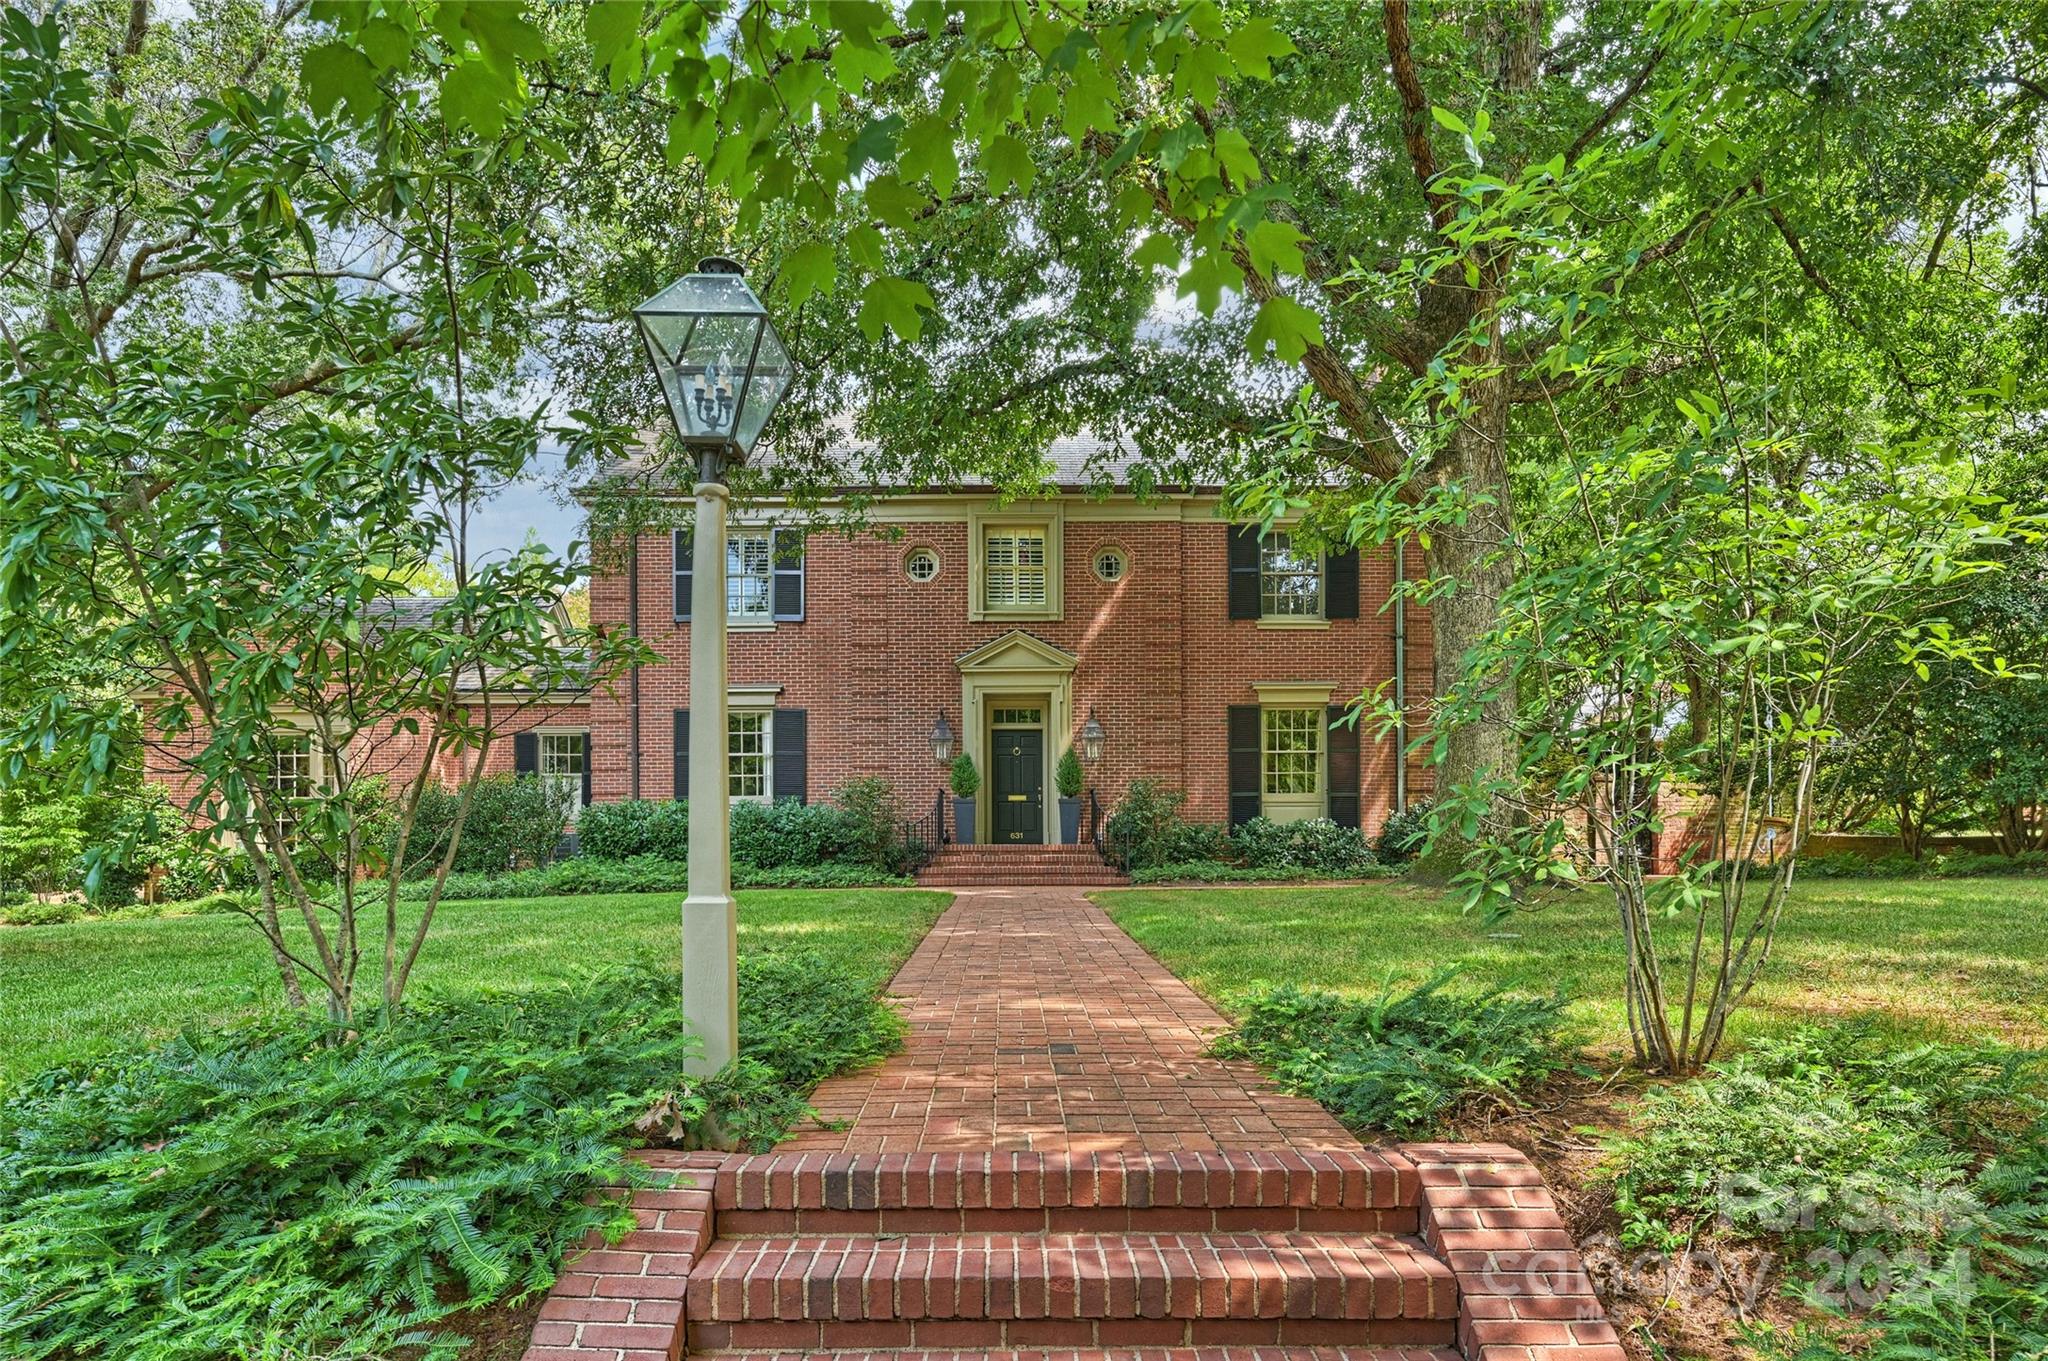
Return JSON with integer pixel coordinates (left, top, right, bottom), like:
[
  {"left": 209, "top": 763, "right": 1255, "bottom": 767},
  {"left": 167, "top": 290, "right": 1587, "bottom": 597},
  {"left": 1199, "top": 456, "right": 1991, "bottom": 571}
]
[
  {"left": 1247, "top": 295, "right": 1324, "bottom": 362},
  {"left": 857, "top": 276, "right": 936, "bottom": 342}
]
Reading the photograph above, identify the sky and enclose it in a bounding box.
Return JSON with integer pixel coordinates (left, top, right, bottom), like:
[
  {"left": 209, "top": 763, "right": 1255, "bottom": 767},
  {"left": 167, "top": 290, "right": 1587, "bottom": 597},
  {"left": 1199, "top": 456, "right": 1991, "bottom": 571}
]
[{"left": 464, "top": 447, "right": 583, "bottom": 567}]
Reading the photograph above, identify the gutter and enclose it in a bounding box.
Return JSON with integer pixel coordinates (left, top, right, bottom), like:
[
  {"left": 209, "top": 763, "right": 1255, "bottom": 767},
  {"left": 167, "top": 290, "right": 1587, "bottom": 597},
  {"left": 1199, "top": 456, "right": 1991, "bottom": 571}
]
[
  {"left": 1393, "top": 536, "right": 1407, "bottom": 814},
  {"left": 627, "top": 538, "right": 642, "bottom": 799}
]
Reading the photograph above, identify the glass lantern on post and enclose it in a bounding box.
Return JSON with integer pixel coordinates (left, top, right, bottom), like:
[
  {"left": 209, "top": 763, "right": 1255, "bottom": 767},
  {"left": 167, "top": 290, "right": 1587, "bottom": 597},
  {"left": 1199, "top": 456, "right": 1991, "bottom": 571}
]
[{"left": 633, "top": 259, "right": 791, "bottom": 1088}]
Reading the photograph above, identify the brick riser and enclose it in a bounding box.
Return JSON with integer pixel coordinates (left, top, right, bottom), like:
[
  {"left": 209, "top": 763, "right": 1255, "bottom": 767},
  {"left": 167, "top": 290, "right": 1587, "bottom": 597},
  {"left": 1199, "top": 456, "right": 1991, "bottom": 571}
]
[
  {"left": 717, "top": 1205, "right": 1418, "bottom": 1236},
  {"left": 918, "top": 846, "right": 1128, "bottom": 887},
  {"left": 683, "top": 1150, "right": 1453, "bottom": 1356}
]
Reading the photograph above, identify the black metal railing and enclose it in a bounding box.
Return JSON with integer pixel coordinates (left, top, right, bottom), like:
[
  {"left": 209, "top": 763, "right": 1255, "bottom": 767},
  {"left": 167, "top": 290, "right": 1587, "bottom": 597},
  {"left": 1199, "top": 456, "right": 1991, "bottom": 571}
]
[
  {"left": 898, "top": 790, "right": 947, "bottom": 874},
  {"left": 1087, "top": 787, "right": 1105, "bottom": 856}
]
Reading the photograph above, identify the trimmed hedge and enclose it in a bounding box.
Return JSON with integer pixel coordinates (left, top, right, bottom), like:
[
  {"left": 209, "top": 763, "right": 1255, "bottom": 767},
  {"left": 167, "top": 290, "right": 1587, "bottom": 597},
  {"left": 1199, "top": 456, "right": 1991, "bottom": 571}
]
[
  {"left": 1127, "top": 860, "right": 1400, "bottom": 885},
  {"left": 1798, "top": 848, "right": 2048, "bottom": 879},
  {"left": 1101, "top": 781, "right": 1382, "bottom": 876},
  {"left": 392, "top": 855, "right": 911, "bottom": 901},
  {"left": 574, "top": 799, "right": 872, "bottom": 870}
]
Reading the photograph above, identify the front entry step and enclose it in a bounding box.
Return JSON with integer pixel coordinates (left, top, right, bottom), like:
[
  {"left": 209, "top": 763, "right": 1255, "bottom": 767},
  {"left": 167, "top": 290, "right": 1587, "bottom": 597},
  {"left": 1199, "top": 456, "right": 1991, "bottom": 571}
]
[
  {"left": 685, "top": 1230, "right": 1457, "bottom": 1350},
  {"left": 699, "top": 1350, "right": 1460, "bottom": 1361},
  {"left": 919, "top": 844, "right": 1128, "bottom": 887}
]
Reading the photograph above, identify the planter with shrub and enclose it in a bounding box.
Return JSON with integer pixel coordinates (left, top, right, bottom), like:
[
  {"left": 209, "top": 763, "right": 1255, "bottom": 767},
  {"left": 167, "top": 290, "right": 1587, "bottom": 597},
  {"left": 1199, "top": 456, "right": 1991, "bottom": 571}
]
[
  {"left": 949, "top": 755, "right": 980, "bottom": 846},
  {"left": 1055, "top": 747, "right": 1084, "bottom": 844}
]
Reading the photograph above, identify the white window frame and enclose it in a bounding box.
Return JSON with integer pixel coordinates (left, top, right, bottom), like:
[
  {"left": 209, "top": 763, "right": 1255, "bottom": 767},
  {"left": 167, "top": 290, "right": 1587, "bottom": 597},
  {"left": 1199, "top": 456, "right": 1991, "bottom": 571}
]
[
  {"left": 726, "top": 528, "right": 775, "bottom": 624},
  {"left": 905, "top": 547, "right": 941, "bottom": 582},
  {"left": 536, "top": 729, "right": 586, "bottom": 818},
  {"left": 1259, "top": 532, "right": 1324, "bottom": 620},
  {"left": 728, "top": 709, "right": 772, "bottom": 803}
]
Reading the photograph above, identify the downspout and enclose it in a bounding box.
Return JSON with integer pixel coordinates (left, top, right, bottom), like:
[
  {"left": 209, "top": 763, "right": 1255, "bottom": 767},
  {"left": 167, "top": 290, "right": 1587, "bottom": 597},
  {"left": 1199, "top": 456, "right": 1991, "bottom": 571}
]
[
  {"left": 1393, "top": 536, "right": 1408, "bottom": 813},
  {"left": 627, "top": 537, "right": 642, "bottom": 799}
]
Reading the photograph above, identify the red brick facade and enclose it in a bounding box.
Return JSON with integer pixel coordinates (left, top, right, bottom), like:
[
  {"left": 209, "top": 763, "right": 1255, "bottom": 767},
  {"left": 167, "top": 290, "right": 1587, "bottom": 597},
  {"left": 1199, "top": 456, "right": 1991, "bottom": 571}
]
[{"left": 590, "top": 497, "right": 1433, "bottom": 837}]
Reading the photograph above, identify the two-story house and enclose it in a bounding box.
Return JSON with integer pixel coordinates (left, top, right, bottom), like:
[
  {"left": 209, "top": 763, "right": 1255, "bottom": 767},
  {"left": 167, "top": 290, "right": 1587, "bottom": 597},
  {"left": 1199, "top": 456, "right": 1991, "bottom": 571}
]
[{"left": 586, "top": 440, "right": 1433, "bottom": 844}]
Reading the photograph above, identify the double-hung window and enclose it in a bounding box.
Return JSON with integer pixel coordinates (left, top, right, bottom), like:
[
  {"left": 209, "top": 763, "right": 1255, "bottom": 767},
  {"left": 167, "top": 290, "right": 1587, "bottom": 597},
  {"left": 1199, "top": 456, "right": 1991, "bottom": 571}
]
[
  {"left": 1261, "top": 706, "right": 1324, "bottom": 822},
  {"left": 728, "top": 711, "right": 771, "bottom": 801},
  {"left": 727, "top": 530, "right": 773, "bottom": 621},
  {"left": 539, "top": 732, "right": 586, "bottom": 816},
  {"left": 1259, "top": 533, "right": 1323, "bottom": 618},
  {"left": 983, "top": 527, "right": 1048, "bottom": 610}
]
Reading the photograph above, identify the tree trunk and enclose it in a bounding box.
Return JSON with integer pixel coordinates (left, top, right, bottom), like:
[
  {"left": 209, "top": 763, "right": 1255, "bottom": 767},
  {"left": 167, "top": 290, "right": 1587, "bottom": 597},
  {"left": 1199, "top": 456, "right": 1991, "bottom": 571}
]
[{"left": 1412, "top": 372, "right": 1518, "bottom": 881}]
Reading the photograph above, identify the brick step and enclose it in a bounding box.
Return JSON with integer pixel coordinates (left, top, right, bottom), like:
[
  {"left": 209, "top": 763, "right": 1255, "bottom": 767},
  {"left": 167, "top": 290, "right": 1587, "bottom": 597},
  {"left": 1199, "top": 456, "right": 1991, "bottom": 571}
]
[
  {"left": 920, "top": 875, "right": 1129, "bottom": 887},
  {"left": 712, "top": 1150, "right": 1418, "bottom": 1217},
  {"left": 690, "top": 1347, "right": 1459, "bottom": 1361},
  {"left": 684, "top": 1231, "right": 1459, "bottom": 1351}
]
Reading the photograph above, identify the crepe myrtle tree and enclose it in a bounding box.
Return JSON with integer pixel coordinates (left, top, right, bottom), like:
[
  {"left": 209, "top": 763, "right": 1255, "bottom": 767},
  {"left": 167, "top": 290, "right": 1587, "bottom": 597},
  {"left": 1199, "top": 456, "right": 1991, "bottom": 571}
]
[{"left": 0, "top": 3, "right": 647, "bottom": 1020}]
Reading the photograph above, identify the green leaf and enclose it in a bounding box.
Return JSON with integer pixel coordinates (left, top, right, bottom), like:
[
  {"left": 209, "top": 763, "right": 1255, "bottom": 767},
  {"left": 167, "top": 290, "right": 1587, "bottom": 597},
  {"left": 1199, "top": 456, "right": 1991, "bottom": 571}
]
[
  {"left": 846, "top": 114, "right": 904, "bottom": 177},
  {"left": 1134, "top": 233, "right": 1182, "bottom": 271},
  {"left": 584, "top": 1, "right": 643, "bottom": 74},
  {"left": 441, "top": 60, "right": 511, "bottom": 137},
  {"left": 1245, "top": 219, "right": 1306, "bottom": 279},
  {"left": 1247, "top": 295, "right": 1324, "bottom": 362},
  {"left": 1224, "top": 16, "right": 1296, "bottom": 78},
  {"left": 857, "top": 276, "right": 936, "bottom": 342},
  {"left": 982, "top": 134, "right": 1034, "bottom": 194},
  {"left": 1212, "top": 127, "right": 1260, "bottom": 185},
  {"left": 303, "top": 43, "right": 378, "bottom": 120},
  {"left": 1176, "top": 248, "right": 1241, "bottom": 314},
  {"left": 781, "top": 242, "right": 836, "bottom": 307}
]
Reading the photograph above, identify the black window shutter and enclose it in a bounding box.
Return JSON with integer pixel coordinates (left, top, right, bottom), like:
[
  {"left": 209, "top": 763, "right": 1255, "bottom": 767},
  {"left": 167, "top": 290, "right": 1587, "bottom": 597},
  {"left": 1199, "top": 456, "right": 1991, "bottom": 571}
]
[
  {"left": 1326, "top": 704, "right": 1361, "bottom": 828},
  {"left": 771, "top": 529, "right": 805, "bottom": 621},
  {"left": 1227, "top": 527, "right": 1262, "bottom": 620},
  {"left": 1227, "top": 704, "right": 1262, "bottom": 826},
  {"left": 513, "top": 731, "right": 538, "bottom": 776},
  {"left": 673, "top": 709, "right": 689, "bottom": 801},
  {"left": 579, "top": 730, "right": 593, "bottom": 807},
  {"left": 673, "top": 528, "right": 692, "bottom": 621},
  {"left": 1325, "top": 549, "right": 1361, "bottom": 620},
  {"left": 772, "top": 708, "right": 808, "bottom": 804}
]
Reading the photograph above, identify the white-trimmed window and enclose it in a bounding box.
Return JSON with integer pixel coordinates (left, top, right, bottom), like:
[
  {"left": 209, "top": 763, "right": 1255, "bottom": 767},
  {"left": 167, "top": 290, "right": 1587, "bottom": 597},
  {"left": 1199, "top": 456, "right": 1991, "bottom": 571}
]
[
  {"left": 728, "top": 711, "right": 771, "bottom": 801},
  {"left": 984, "top": 527, "right": 1048, "bottom": 609},
  {"left": 1260, "top": 534, "right": 1323, "bottom": 618},
  {"left": 1093, "top": 546, "right": 1127, "bottom": 582},
  {"left": 727, "top": 530, "right": 773, "bottom": 620},
  {"left": 905, "top": 547, "right": 940, "bottom": 582},
  {"left": 539, "top": 732, "right": 585, "bottom": 816}
]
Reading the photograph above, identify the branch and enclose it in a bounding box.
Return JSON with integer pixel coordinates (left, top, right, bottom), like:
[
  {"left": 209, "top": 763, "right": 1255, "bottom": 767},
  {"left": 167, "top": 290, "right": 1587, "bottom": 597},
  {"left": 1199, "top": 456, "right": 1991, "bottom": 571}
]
[
  {"left": 1563, "top": 43, "right": 1666, "bottom": 167},
  {"left": 1382, "top": 0, "right": 1456, "bottom": 230}
]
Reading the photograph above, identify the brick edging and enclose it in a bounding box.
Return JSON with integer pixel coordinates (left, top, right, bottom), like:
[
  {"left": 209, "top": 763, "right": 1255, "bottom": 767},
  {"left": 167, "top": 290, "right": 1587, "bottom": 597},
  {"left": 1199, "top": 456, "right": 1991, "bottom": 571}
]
[
  {"left": 520, "top": 1149, "right": 724, "bottom": 1361},
  {"left": 1400, "top": 1142, "right": 1623, "bottom": 1361}
]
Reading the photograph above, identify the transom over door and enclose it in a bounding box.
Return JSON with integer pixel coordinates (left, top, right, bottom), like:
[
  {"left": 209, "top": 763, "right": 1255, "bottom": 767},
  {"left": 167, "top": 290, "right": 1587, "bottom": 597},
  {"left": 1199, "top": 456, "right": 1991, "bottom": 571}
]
[{"left": 991, "top": 727, "right": 1045, "bottom": 844}]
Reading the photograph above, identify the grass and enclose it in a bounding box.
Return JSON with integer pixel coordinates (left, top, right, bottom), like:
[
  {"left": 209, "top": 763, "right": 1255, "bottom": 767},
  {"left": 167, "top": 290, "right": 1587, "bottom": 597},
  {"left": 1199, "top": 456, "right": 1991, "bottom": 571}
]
[
  {"left": 0, "top": 889, "right": 948, "bottom": 1087},
  {"left": 1099, "top": 876, "right": 2048, "bottom": 1054}
]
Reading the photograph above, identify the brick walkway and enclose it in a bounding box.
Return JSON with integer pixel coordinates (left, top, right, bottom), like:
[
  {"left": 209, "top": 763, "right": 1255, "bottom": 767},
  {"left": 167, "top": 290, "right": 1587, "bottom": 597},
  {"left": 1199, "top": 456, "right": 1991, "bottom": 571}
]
[{"left": 780, "top": 887, "right": 1360, "bottom": 1153}]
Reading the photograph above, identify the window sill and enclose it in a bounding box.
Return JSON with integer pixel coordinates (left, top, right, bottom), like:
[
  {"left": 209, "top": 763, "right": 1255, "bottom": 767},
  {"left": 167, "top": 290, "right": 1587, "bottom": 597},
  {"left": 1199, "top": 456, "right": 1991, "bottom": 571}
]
[
  {"left": 1257, "top": 616, "right": 1330, "bottom": 630},
  {"left": 972, "top": 607, "right": 1063, "bottom": 623},
  {"left": 728, "top": 616, "right": 778, "bottom": 632}
]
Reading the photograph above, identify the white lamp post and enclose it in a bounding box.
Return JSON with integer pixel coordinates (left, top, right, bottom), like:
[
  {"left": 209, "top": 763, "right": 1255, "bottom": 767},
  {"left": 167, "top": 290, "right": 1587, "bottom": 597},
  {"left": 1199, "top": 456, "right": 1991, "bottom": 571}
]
[{"left": 634, "top": 258, "right": 792, "bottom": 1078}]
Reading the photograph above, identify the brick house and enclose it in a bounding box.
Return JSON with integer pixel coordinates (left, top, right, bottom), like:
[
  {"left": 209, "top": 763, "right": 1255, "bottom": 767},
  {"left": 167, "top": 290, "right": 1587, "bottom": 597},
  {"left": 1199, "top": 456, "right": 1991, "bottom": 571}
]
[
  {"left": 588, "top": 443, "right": 1433, "bottom": 843},
  {"left": 142, "top": 596, "right": 598, "bottom": 827}
]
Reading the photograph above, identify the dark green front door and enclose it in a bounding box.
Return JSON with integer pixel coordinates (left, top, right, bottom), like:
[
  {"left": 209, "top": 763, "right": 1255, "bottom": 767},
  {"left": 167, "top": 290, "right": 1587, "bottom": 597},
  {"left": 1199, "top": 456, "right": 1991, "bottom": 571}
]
[{"left": 991, "top": 728, "right": 1044, "bottom": 843}]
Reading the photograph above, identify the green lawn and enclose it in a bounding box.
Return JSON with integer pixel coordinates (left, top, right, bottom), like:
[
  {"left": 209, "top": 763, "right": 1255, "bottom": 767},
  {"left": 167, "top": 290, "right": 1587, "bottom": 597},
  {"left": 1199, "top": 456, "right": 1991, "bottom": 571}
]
[
  {"left": 0, "top": 889, "right": 949, "bottom": 1086},
  {"left": 1099, "top": 876, "right": 2048, "bottom": 1054}
]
